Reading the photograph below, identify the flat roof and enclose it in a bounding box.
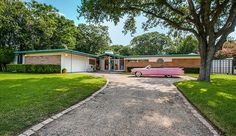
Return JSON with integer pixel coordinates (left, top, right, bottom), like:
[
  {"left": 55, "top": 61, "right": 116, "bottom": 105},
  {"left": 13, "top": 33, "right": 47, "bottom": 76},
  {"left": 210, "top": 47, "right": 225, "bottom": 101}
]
[
  {"left": 124, "top": 54, "right": 200, "bottom": 58},
  {"left": 15, "top": 49, "right": 98, "bottom": 58},
  {"left": 97, "top": 53, "right": 125, "bottom": 58},
  {"left": 15, "top": 49, "right": 200, "bottom": 58}
]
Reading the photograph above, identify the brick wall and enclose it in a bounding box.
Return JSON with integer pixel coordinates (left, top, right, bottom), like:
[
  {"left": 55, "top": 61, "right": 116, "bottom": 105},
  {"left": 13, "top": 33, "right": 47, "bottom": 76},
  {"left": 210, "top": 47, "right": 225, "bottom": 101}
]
[
  {"left": 125, "top": 58, "right": 200, "bottom": 71},
  {"left": 25, "top": 55, "right": 61, "bottom": 65}
]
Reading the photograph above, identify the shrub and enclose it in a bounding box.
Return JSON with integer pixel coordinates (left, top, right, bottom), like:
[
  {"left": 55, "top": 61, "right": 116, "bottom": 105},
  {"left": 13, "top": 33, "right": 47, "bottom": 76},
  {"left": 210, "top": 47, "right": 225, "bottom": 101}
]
[
  {"left": 0, "top": 48, "right": 15, "bottom": 71},
  {"left": 184, "top": 68, "right": 200, "bottom": 74},
  {"left": 6, "top": 64, "right": 61, "bottom": 73},
  {"left": 62, "top": 68, "right": 67, "bottom": 73}
]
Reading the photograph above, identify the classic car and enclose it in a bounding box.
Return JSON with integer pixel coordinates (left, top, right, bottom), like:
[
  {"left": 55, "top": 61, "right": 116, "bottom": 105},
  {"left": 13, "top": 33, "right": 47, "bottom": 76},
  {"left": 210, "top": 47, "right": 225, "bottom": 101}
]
[{"left": 131, "top": 65, "right": 184, "bottom": 77}]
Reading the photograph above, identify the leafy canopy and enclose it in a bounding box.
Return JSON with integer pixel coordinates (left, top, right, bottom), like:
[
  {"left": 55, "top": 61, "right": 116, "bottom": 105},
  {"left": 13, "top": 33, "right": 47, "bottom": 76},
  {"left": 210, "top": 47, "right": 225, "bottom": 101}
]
[
  {"left": 130, "top": 32, "right": 172, "bottom": 55},
  {"left": 75, "top": 24, "right": 111, "bottom": 54},
  {"left": 0, "top": 0, "right": 77, "bottom": 50}
]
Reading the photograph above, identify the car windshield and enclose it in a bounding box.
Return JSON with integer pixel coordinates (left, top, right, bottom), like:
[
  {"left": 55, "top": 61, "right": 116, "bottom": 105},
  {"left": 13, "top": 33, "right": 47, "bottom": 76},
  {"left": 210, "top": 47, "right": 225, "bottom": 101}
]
[{"left": 145, "top": 65, "right": 151, "bottom": 69}]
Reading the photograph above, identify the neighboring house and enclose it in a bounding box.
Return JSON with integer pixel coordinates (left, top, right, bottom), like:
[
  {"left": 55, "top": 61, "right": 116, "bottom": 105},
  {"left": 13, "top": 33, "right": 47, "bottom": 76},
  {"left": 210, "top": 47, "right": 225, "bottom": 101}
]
[{"left": 15, "top": 49, "right": 201, "bottom": 72}]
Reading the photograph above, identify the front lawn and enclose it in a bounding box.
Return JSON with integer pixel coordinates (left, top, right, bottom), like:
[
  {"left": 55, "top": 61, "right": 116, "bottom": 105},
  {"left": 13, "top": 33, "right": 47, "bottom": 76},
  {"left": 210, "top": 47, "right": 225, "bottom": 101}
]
[
  {"left": 0, "top": 73, "right": 106, "bottom": 136},
  {"left": 176, "top": 74, "right": 236, "bottom": 136}
]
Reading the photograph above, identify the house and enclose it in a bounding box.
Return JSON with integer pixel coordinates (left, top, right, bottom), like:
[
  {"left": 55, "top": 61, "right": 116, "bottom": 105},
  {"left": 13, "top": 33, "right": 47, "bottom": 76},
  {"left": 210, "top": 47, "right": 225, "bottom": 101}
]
[{"left": 15, "top": 49, "right": 201, "bottom": 72}]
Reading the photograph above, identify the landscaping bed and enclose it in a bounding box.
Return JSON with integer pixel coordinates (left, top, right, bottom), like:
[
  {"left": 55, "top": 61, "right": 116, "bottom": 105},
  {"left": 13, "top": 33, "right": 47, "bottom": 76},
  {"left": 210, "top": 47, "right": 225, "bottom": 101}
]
[
  {"left": 176, "top": 74, "right": 236, "bottom": 136},
  {"left": 0, "top": 73, "right": 106, "bottom": 136}
]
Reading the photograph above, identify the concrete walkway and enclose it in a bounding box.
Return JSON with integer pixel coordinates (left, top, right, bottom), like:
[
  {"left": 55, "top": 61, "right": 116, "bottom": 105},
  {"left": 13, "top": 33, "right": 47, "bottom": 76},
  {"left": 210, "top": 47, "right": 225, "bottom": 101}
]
[{"left": 34, "top": 74, "right": 212, "bottom": 136}]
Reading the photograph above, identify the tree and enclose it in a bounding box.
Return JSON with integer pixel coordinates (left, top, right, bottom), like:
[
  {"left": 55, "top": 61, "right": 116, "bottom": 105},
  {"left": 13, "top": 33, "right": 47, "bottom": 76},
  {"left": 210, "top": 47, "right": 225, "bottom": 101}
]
[
  {"left": 109, "top": 45, "right": 124, "bottom": 54},
  {"left": 79, "top": 0, "right": 236, "bottom": 82},
  {"left": 26, "top": 1, "right": 77, "bottom": 50},
  {"left": 130, "top": 32, "right": 172, "bottom": 55},
  {"left": 215, "top": 40, "right": 236, "bottom": 59},
  {"left": 118, "top": 46, "right": 133, "bottom": 56},
  {"left": 177, "top": 35, "right": 198, "bottom": 54},
  {"left": 75, "top": 24, "right": 111, "bottom": 54},
  {"left": 0, "top": 48, "right": 14, "bottom": 71},
  {"left": 0, "top": 0, "right": 77, "bottom": 51},
  {"left": 49, "top": 16, "right": 77, "bottom": 49},
  {"left": 0, "top": 0, "right": 30, "bottom": 50}
]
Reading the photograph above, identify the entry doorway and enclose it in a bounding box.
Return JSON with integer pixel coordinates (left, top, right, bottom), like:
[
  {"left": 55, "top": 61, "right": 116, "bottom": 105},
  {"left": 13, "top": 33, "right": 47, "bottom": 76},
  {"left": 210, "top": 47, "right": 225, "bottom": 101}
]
[{"left": 99, "top": 58, "right": 125, "bottom": 71}]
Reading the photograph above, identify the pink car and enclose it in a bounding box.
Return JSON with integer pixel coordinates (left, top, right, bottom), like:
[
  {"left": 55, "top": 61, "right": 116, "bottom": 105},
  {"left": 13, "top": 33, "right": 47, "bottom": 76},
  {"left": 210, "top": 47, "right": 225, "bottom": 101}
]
[{"left": 131, "top": 65, "right": 184, "bottom": 77}]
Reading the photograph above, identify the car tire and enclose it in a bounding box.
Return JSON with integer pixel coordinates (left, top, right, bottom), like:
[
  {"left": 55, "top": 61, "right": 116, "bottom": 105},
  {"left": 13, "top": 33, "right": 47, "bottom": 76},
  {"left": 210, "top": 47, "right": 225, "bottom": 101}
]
[
  {"left": 135, "top": 72, "right": 142, "bottom": 77},
  {"left": 166, "top": 75, "right": 172, "bottom": 78}
]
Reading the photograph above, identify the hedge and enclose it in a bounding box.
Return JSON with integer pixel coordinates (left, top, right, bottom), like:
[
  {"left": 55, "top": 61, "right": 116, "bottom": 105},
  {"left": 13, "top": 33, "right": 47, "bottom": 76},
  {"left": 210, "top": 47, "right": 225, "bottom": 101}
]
[
  {"left": 6, "top": 64, "right": 61, "bottom": 73},
  {"left": 183, "top": 68, "right": 200, "bottom": 74}
]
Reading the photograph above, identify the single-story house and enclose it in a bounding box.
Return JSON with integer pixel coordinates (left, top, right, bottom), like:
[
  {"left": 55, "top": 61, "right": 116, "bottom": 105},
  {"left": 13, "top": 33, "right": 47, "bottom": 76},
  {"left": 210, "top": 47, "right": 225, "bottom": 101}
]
[{"left": 14, "top": 49, "right": 201, "bottom": 72}]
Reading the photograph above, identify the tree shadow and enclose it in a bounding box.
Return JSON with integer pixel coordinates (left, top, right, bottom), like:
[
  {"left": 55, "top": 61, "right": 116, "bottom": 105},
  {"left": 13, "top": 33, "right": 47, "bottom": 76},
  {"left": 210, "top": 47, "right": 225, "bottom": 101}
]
[
  {"left": 176, "top": 77, "right": 236, "bottom": 135},
  {"left": 0, "top": 75, "right": 105, "bottom": 136}
]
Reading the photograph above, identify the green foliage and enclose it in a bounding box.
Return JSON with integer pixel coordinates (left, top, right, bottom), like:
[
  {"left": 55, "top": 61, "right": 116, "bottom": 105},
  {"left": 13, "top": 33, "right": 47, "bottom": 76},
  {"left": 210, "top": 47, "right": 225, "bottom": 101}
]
[
  {"left": 109, "top": 45, "right": 124, "bottom": 54},
  {"left": 0, "top": 0, "right": 77, "bottom": 50},
  {"left": 109, "top": 45, "right": 134, "bottom": 56},
  {"left": 165, "top": 33, "right": 198, "bottom": 54},
  {"left": 109, "top": 33, "right": 198, "bottom": 56},
  {"left": 0, "top": 48, "right": 14, "bottom": 64},
  {"left": 118, "top": 46, "right": 134, "bottom": 56},
  {"left": 178, "top": 35, "right": 198, "bottom": 54},
  {"left": 75, "top": 24, "right": 111, "bottom": 54},
  {"left": 130, "top": 32, "right": 172, "bottom": 55},
  {"left": 176, "top": 74, "right": 236, "bottom": 136},
  {"left": 0, "top": 48, "right": 15, "bottom": 71},
  {"left": 183, "top": 68, "right": 200, "bottom": 74},
  {"left": 7, "top": 64, "right": 61, "bottom": 73},
  {"left": 0, "top": 73, "right": 106, "bottom": 136}
]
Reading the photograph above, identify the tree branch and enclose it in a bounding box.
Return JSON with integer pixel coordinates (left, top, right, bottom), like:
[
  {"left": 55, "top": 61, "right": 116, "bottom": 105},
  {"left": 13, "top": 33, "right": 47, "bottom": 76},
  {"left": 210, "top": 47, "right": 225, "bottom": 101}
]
[
  {"left": 211, "top": 0, "right": 230, "bottom": 24},
  {"left": 216, "top": 2, "right": 236, "bottom": 37},
  {"left": 121, "top": 6, "right": 198, "bottom": 35},
  {"left": 187, "top": 0, "right": 204, "bottom": 35}
]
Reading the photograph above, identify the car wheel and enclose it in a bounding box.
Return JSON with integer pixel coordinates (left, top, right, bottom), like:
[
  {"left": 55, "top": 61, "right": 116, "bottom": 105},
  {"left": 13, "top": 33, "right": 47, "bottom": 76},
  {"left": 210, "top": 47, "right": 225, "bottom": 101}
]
[
  {"left": 166, "top": 75, "right": 172, "bottom": 78},
  {"left": 135, "top": 72, "right": 142, "bottom": 77}
]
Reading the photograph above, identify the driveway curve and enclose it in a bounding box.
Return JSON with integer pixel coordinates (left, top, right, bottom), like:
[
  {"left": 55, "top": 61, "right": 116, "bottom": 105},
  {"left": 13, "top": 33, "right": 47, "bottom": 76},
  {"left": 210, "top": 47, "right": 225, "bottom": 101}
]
[{"left": 34, "top": 74, "right": 212, "bottom": 136}]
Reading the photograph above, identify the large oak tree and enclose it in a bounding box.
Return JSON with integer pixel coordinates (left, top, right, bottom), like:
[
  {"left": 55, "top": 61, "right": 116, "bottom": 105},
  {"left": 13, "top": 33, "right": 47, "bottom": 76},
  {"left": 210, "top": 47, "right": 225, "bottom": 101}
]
[
  {"left": 75, "top": 24, "right": 111, "bottom": 54},
  {"left": 78, "top": 0, "right": 236, "bottom": 82}
]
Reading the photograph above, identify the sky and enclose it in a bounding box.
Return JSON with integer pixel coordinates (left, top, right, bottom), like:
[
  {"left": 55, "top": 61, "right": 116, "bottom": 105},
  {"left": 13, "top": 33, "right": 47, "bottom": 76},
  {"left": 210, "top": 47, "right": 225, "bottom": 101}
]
[{"left": 31, "top": 0, "right": 236, "bottom": 45}]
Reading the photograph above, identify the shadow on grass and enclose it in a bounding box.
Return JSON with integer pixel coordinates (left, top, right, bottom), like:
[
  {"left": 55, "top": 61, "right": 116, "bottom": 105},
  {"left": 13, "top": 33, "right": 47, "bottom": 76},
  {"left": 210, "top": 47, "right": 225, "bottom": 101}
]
[
  {"left": 0, "top": 75, "right": 105, "bottom": 136},
  {"left": 175, "top": 76, "right": 236, "bottom": 136}
]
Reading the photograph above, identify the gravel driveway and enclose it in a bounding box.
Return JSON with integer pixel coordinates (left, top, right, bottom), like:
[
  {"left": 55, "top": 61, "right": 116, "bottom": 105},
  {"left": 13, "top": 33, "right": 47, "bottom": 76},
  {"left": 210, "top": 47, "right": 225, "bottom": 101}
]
[{"left": 34, "top": 74, "right": 212, "bottom": 136}]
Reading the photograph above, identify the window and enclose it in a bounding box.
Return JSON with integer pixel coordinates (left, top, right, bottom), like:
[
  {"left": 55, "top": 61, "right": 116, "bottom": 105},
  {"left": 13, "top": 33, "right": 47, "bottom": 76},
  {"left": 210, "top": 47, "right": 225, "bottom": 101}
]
[
  {"left": 89, "top": 59, "right": 96, "bottom": 65},
  {"left": 128, "top": 59, "right": 149, "bottom": 62},
  {"left": 128, "top": 60, "right": 138, "bottom": 62},
  {"left": 157, "top": 58, "right": 164, "bottom": 64},
  {"left": 138, "top": 59, "right": 149, "bottom": 62}
]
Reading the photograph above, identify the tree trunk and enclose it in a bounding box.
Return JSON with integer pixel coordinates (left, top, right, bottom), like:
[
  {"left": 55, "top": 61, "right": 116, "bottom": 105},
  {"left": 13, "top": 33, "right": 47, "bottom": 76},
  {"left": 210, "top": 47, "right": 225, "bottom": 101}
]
[
  {"left": 197, "top": 42, "right": 215, "bottom": 82},
  {"left": 198, "top": 58, "right": 212, "bottom": 82}
]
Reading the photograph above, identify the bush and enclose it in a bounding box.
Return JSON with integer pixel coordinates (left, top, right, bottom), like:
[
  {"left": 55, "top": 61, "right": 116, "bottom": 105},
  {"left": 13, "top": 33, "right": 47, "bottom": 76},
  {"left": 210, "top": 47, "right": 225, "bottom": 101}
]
[
  {"left": 62, "top": 68, "right": 67, "bottom": 73},
  {"left": 184, "top": 68, "right": 200, "bottom": 74},
  {"left": 6, "top": 64, "right": 61, "bottom": 73},
  {"left": 0, "top": 48, "right": 15, "bottom": 72}
]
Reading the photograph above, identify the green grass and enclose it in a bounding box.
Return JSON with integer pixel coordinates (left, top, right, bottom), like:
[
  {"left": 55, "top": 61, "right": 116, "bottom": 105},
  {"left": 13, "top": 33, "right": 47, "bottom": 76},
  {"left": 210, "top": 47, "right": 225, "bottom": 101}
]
[
  {"left": 185, "top": 73, "right": 199, "bottom": 77},
  {"left": 176, "top": 74, "right": 236, "bottom": 136},
  {"left": 0, "top": 73, "right": 106, "bottom": 136}
]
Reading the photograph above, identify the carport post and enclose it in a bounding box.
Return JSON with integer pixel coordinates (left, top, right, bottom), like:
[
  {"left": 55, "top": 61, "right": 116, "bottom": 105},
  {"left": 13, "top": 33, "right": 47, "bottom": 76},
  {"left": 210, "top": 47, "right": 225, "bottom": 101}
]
[
  {"left": 108, "top": 57, "right": 111, "bottom": 72},
  {"left": 70, "top": 52, "right": 72, "bottom": 73}
]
